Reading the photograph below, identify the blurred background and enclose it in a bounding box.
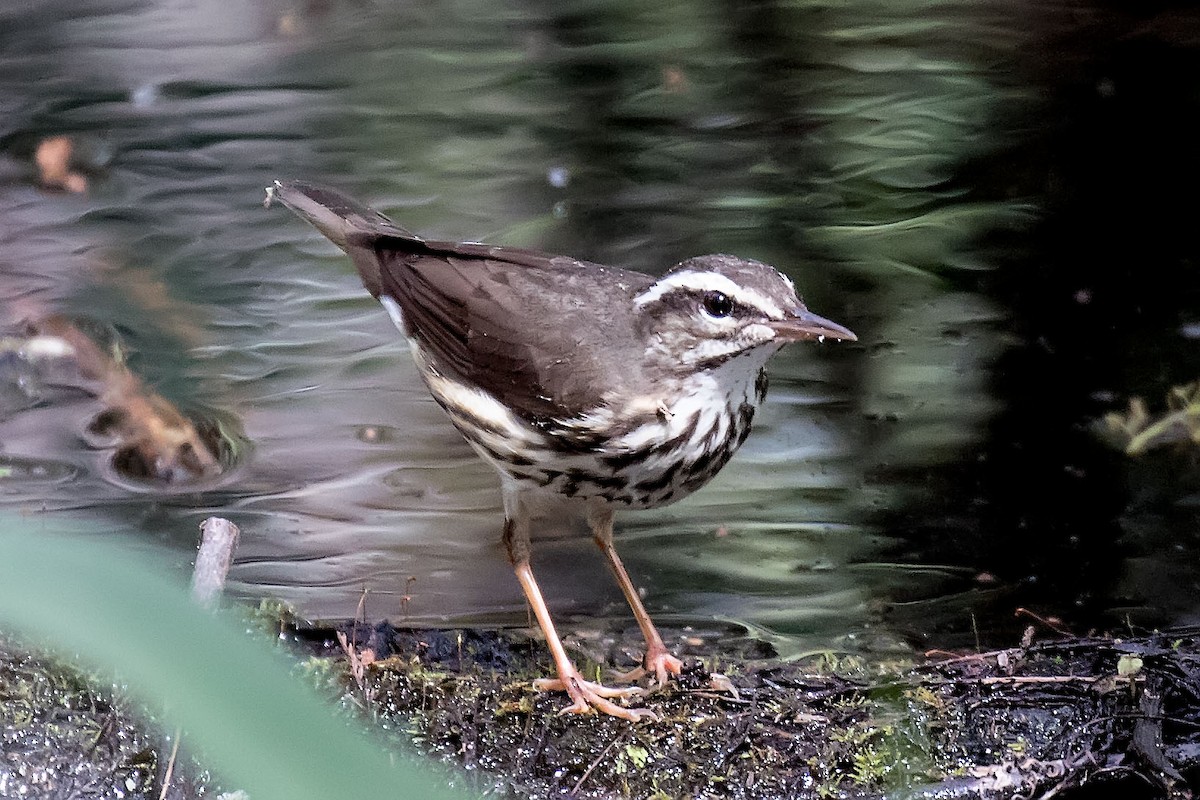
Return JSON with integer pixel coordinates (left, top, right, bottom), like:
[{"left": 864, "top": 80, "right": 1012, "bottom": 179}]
[{"left": 2, "top": 0, "right": 1199, "bottom": 657}]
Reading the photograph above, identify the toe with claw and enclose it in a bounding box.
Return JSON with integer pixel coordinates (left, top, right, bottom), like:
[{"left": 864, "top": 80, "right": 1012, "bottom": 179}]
[
  {"left": 533, "top": 669, "right": 656, "bottom": 721},
  {"left": 614, "top": 645, "right": 685, "bottom": 687}
]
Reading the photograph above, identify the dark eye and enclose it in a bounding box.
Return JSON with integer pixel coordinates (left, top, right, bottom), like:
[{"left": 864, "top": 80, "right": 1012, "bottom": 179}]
[{"left": 701, "top": 291, "right": 734, "bottom": 318}]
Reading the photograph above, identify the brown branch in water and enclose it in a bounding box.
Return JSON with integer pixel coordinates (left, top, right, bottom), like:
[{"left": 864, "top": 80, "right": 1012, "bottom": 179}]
[
  {"left": 30, "top": 315, "right": 221, "bottom": 483},
  {"left": 1015, "top": 607, "right": 1076, "bottom": 637}
]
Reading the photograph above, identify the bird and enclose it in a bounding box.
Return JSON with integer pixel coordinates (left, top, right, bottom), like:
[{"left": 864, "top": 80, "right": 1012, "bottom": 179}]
[{"left": 268, "top": 180, "right": 857, "bottom": 721}]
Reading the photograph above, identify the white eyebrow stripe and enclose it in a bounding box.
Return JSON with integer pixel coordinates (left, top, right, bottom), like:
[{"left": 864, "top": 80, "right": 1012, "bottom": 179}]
[{"left": 633, "top": 270, "right": 783, "bottom": 318}]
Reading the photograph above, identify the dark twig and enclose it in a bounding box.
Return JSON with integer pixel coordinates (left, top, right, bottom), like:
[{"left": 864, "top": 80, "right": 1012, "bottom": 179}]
[{"left": 569, "top": 728, "right": 630, "bottom": 796}]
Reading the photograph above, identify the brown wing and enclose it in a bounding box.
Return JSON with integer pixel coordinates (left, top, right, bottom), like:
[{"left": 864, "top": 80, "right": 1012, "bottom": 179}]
[
  {"left": 377, "top": 241, "right": 653, "bottom": 421},
  {"left": 272, "top": 180, "right": 655, "bottom": 421}
]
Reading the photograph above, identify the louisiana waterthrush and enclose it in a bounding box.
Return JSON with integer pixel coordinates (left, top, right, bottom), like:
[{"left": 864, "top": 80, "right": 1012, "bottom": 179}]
[{"left": 269, "top": 180, "right": 857, "bottom": 720}]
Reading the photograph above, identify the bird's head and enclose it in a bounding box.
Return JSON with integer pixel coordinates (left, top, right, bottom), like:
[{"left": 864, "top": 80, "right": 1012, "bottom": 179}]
[{"left": 633, "top": 255, "right": 857, "bottom": 372}]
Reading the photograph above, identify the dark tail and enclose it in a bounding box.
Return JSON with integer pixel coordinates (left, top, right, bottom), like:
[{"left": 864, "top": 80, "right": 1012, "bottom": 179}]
[{"left": 266, "top": 180, "right": 419, "bottom": 298}]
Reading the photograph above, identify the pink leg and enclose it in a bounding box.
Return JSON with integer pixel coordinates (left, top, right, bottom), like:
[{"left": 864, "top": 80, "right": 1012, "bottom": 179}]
[
  {"left": 588, "top": 504, "right": 684, "bottom": 687},
  {"left": 504, "top": 493, "right": 654, "bottom": 721}
]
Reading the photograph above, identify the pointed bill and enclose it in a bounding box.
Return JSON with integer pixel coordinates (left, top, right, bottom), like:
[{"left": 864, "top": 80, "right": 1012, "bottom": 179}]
[{"left": 769, "top": 308, "right": 857, "bottom": 342}]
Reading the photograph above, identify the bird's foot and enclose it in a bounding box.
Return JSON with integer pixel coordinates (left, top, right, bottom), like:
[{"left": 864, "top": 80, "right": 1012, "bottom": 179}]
[
  {"left": 612, "top": 646, "right": 684, "bottom": 688},
  {"left": 533, "top": 672, "right": 656, "bottom": 721}
]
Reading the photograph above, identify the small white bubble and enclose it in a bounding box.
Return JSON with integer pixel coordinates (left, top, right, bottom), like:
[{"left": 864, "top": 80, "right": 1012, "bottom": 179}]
[
  {"left": 547, "top": 166, "right": 569, "bottom": 188},
  {"left": 130, "top": 82, "right": 160, "bottom": 108}
]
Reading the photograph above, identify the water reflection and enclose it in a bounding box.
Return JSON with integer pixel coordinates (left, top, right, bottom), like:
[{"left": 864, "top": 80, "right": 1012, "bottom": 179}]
[{"left": 1, "top": 0, "right": 1199, "bottom": 654}]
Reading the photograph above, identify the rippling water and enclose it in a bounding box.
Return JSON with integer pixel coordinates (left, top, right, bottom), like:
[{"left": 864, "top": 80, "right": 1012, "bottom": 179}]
[{"left": 2, "top": 0, "right": 1199, "bottom": 655}]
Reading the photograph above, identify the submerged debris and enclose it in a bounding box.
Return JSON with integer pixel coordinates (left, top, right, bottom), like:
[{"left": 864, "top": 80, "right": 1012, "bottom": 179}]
[
  {"left": 1102, "top": 382, "right": 1200, "bottom": 456},
  {"left": 34, "top": 135, "right": 88, "bottom": 194},
  {"left": 20, "top": 315, "right": 226, "bottom": 484}
]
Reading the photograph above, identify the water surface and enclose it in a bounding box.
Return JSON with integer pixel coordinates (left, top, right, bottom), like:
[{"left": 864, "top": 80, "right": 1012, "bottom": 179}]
[{"left": 2, "top": 0, "right": 1199, "bottom": 656}]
